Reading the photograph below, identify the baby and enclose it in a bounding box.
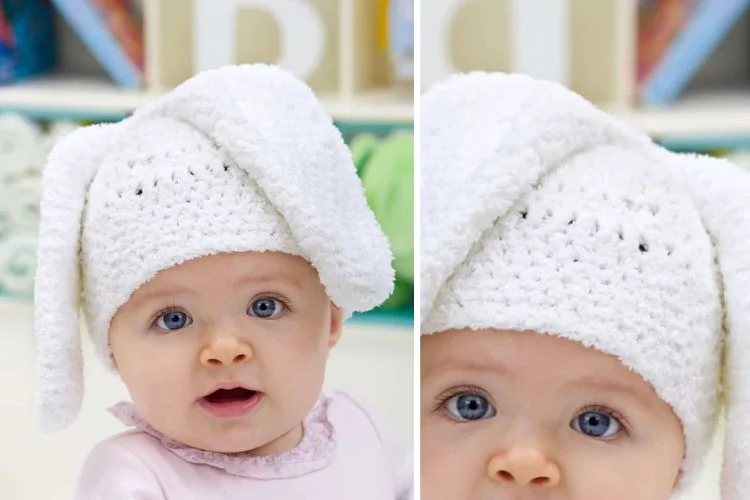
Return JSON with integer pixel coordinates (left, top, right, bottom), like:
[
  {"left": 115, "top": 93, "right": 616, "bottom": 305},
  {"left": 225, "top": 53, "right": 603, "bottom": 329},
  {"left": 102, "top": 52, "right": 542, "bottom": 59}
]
[
  {"left": 420, "top": 72, "right": 750, "bottom": 500},
  {"left": 33, "top": 64, "right": 412, "bottom": 499}
]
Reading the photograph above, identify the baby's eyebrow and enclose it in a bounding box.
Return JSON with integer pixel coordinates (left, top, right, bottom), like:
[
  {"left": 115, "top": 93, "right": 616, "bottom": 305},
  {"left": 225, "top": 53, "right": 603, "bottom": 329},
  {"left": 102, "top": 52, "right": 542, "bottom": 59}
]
[
  {"left": 421, "top": 355, "right": 513, "bottom": 381},
  {"left": 565, "top": 377, "right": 658, "bottom": 410},
  {"left": 232, "top": 271, "right": 303, "bottom": 290},
  {"left": 132, "top": 285, "right": 197, "bottom": 306}
]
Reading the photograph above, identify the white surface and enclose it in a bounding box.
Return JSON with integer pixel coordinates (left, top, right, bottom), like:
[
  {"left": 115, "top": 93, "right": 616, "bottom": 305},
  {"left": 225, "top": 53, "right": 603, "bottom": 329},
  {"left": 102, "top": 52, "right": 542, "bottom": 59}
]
[
  {"left": 420, "top": 0, "right": 464, "bottom": 90},
  {"left": 0, "top": 298, "right": 413, "bottom": 500},
  {"left": 615, "top": 0, "right": 638, "bottom": 109},
  {"left": 613, "top": 89, "right": 750, "bottom": 139},
  {"left": 510, "top": 0, "right": 569, "bottom": 85},
  {"left": 0, "top": 76, "right": 413, "bottom": 122}
]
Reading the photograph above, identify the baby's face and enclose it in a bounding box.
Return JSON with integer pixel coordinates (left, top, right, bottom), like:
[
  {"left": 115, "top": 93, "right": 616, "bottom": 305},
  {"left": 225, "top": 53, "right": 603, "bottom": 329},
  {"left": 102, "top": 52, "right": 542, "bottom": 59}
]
[
  {"left": 421, "top": 329, "right": 684, "bottom": 500},
  {"left": 109, "top": 251, "right": 341, "bottom": 454}
]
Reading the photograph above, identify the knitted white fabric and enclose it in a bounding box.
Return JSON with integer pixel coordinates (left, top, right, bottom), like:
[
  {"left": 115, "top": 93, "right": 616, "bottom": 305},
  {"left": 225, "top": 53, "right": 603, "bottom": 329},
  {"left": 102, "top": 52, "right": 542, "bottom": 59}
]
[
  {"left": 421, "top": 72, "right": 750, "bottom": 500},
  {"left": 34, "top": 64, "right": 394, "bottom": 433}
]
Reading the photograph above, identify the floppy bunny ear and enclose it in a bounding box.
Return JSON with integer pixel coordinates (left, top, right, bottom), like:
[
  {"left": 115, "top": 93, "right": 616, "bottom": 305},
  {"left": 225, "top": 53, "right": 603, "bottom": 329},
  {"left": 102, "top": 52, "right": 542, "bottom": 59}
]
[
  {"left": 677, "top": 153, "right": 750, "bottom": 500},
  {"left": 34, "top": 123, "right": 115, "bottom": 432},
  {"left": 131, "top": 64, "right": 394, "bottom": 318},
  {"left": 419, "top": 72, "right": 654, "bottom": 327}
]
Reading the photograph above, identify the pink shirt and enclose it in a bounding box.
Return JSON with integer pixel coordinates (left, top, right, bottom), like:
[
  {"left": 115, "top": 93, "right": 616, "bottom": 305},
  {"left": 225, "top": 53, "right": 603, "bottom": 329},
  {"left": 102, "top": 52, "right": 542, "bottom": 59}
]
[{"left": 75, "top": 392, "right": 413, "bottom": 499}]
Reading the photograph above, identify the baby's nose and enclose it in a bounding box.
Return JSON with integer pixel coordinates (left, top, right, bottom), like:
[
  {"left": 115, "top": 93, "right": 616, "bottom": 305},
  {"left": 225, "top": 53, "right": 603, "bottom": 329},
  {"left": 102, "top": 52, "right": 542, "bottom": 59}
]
[
  {"left": 486, "top": 446, "right": 561, "bottom": 487},
  {"left": 200, "top": 336, "right": 253, "bottom": 366}
]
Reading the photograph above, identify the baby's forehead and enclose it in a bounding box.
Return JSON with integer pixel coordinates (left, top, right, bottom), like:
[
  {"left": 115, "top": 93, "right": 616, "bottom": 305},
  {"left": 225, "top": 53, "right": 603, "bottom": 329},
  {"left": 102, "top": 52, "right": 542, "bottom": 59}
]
[
  {"left": 421, "top": 328, "right": 654, "bottom": 392},
  {"left": 158, "top": 251, "right": 310, "bottom": 281}
]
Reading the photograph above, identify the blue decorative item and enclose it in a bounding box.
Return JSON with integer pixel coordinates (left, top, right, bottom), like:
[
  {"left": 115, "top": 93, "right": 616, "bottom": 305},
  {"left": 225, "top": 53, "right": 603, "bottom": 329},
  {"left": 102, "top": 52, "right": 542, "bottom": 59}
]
[
  {"left": 642, "top": 0, "right": 750, "bottom": 105},
  {"left": 0, "top": 0, "right": 56, "bottom": 84},
  {"left": 49, "top": 0, "right": 144, "bottom": 89},
  {"left": 389, "top": 0, "right": 413, "bottom": 84}
]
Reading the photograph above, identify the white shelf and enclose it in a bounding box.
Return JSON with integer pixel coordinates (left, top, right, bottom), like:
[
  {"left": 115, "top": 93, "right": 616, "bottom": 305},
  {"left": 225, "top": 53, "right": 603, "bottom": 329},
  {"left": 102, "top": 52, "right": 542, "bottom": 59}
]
[
  {"left": 613, "top": 90, "right": 750, "bottom": 139},
  {"left": 320, "top": 88, "right": 413, "bottom": 123},
  {"left": 0, "top": 76, "right": 157, "bottom": 117},
  {"left": 0, "top": 76, "right": 413, "bottom": 123}
]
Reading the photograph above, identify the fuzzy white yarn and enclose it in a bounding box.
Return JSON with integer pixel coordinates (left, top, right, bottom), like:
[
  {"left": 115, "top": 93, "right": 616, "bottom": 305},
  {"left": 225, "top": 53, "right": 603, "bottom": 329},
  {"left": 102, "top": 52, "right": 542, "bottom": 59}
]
[
  {"left": 34, "top": 64, "right": 394, "bottom": 432},
  {"left": 420, "top": 72, "right": 750, "bottom": 499}
]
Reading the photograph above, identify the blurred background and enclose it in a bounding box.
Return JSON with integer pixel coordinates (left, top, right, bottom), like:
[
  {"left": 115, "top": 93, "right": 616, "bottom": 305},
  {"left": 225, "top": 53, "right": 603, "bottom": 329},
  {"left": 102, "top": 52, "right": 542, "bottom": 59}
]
[
  {"left": 422, "top": 0, "right": 735, "bottom": 498},
  {"left": 0, "top": 1, "right": 413, "bottom": 499}
]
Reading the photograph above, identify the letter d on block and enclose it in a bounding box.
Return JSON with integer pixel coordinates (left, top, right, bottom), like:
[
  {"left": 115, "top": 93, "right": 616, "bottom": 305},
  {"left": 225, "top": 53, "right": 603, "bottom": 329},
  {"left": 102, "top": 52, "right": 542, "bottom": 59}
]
[{"left": 193, "top": 0, "right": 325, "bottom": 80}]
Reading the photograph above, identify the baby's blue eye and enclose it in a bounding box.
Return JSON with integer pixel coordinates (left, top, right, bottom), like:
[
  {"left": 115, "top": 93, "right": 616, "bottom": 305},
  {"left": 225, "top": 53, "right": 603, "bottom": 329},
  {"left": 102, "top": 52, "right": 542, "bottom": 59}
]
[
  {"left": 571, "top": 411, "right": 621, "bottom": 438},
  {"left": 445, "top": 393, "right": 496, "bottom": 421},
  {"left": 248, "top": 298, "right": 284, "bottom": 319},
  {"left": 155, "top": 310, "right": 192, "bottom": 331}
]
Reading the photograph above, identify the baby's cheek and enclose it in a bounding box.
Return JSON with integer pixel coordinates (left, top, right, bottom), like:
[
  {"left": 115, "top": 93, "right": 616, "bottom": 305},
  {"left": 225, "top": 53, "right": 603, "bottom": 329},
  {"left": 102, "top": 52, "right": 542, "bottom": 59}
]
[
  {"left": 567, "top": 446, "right": 675, "bottom": 500},
  {"left": 273, "top": 327, "right": 329, "bottom": 396},
  {"left": 287, "top": 316, "right": 332, "bottom": 354},
  {"left": 421, "top": 430, "right": 485, "bottom": 500},
  {"left": 126, "top": 369, "right": 167, "bottom": 409},
  {"left": 119, "top": 346, "right": 185, "bottom": 411},
  {"left": 285, "top": 339, "right": 328, "bottom": 383}
]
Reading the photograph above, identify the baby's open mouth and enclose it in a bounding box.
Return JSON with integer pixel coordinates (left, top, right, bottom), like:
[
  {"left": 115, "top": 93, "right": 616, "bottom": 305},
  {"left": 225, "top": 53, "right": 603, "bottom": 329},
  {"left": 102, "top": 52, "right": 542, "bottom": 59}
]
[
  {"left": 199, "top": 386, "right": 263, "bottom": 418},
  {"left": 203, "top": 387, "right": 258, "bottom": 404}
]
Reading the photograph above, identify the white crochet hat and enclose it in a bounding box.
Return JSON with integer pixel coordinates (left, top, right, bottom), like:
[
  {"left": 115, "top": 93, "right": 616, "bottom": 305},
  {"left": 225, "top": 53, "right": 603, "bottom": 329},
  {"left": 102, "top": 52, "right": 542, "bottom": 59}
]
[
  {"left": 421, "top": 72, "right": 750, "bottom": 499},
  {"left": 34, "top": 64, "right": 394, "bottom": 432}
]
